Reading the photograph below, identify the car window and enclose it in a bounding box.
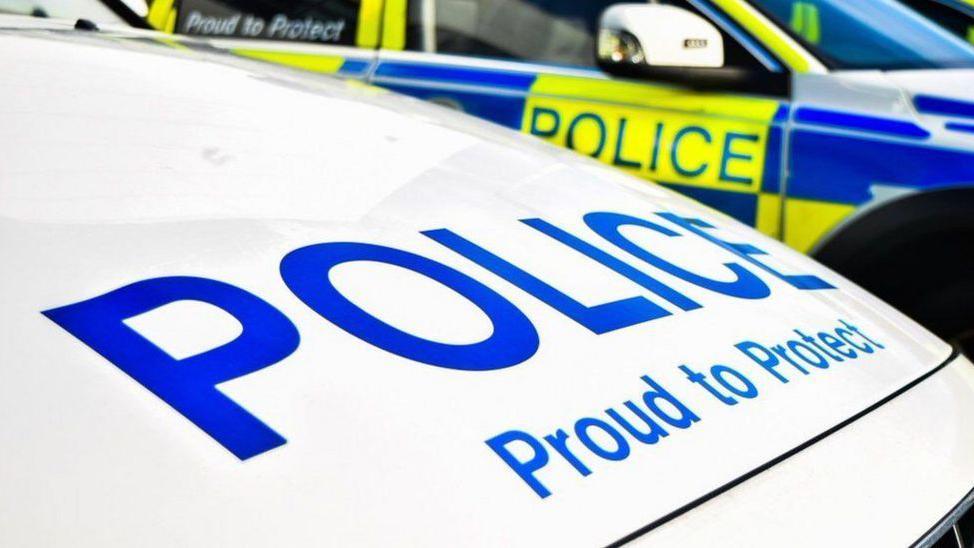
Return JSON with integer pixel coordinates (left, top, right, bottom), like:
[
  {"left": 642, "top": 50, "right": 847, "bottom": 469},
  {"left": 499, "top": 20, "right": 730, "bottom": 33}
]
[
  {"left": 749, "top": 0, "right": 974, "bottom": 69},
  {"left": 898, "top": 0, "right": 974, "bottom": 43},
  {"left": 172, "top": 0, "right": 358, "bottom": 45},
  {"left": 403, "top": 0, "right": 616, "bottom": 66},
  {"left": 404, "top": 0, "right": 768, "bottom": 70}
]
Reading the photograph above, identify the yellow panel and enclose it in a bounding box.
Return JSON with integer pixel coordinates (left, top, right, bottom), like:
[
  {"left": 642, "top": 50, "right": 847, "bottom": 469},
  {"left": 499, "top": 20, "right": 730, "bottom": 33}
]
[
  {"left": 154, "top": 37, "right": 191, "bottom": 51},
  {"left": 345, "top": 79, "right": 392, "bottom": 95},
  {"left": 146, "top": 0, "right": 176, "bottom": 32},
  {"left": 381, "top": 0, "right": 407, "bottom": 50},
  {"left": 529, "top": 74, "right": 780, "bottom": 123},
  {"left": 523, "top": 75, "right": 780, "bottom": 197},
  {"left": 783, "top": 199, "right": 856, "bottom": 253},
  {"left": 708, "top": 0, "right": 814, "bottom": 72},
  {"left": 231, "top": 49, "right": 345, "bottom": 73},
  {"left": 356, "top": 0, "right": 383, "bottom": 47},
  {"left": 756, "top": 193, "right": 782, "bottom": 239},
  {"left": 789, "top": 2, "right": 821, "bottom": 45},
  {"left": 165, "top": 8, "right": 177, "bottom": 33}
]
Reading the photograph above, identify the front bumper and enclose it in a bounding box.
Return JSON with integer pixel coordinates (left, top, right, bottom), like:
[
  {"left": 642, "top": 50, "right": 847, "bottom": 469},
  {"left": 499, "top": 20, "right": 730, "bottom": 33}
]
[
  {"left": 630, "top": 351, "right": 974, "bottom": 547},
  {"left": 918, "top": 485, "right": 974, "bottom": 547}
]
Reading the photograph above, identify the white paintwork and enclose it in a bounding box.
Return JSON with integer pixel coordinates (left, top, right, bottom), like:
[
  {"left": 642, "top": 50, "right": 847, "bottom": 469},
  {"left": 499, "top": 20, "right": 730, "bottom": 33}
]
[
  {"left": 794, "top": 69, "right": 974, "bottom": 147},
  {"left": 886, "top": 69, "right": 974, "bottom": 142},
  {"left": 639, "top": 353, "right": 974, "bottom": 547},
  {"left": 0, "top": 18, "right": 970, "bottom": 547},
  {"left": 599, "top": 4, "right": 724, "bottom": 68},
  {"left": 793, "top": 71, "right": 917, "bottom": 119},
  {"left": 0, "top": 0, "right": 130, "bottom": 23}
]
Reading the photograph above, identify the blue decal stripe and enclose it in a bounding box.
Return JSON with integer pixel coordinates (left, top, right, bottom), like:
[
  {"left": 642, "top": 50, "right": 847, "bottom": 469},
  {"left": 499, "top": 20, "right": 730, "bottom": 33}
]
[
  {"left": 374, "top": 62, "right": 537, "bottom": 90},
  {"left": 946, "top": 122, "right": 974, "bottom": 135},
  {"left": 339, "top": 59, "right": 371, "bottom": 76},
  {"left": 795, "top": 107, "right": 930, "bottom": 139},
  {"left": 378, "top": 82, "right": 527, "bottom": 130},
  {"left": 658, "top": 182, "right": 758, "bottom": 226},
  {"left": 773, "top": 104, "right": 791, "bottom": 123},
  {"left": 761, "top": 105, "right": 789, "bottom": 195},
  {"left": 787, "top": 130, "right": 974, "bottom": 203},
  {"left": 915, "top": 95, "right": 974, "bottom": 119},
  {"left": 762, "top": 125, "right": 784, "bottom": 194}
]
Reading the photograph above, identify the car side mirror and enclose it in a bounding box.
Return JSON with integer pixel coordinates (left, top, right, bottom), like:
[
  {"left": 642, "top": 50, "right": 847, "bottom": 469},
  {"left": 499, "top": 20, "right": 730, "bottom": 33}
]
[
  {"left": 596, "top": 4, "right": 789, "bottom": 96},
  {"left": 597, "top": 4, "right": 725, "bottom": 68}
]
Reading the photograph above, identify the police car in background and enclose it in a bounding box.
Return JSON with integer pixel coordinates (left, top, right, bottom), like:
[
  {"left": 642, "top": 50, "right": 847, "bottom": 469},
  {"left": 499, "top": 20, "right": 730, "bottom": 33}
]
[
  {"left": 139, "top": 0, "right": 974, "bottom": 354},
  {"left": 4, "top": 13, "right": 974, "bottom": 548}
]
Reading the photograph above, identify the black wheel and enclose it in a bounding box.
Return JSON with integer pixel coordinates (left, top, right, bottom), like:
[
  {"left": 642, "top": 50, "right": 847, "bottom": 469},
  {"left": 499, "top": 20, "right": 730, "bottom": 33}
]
[{"left": 814, "top": 188, "right": 974, "bottom": 356}]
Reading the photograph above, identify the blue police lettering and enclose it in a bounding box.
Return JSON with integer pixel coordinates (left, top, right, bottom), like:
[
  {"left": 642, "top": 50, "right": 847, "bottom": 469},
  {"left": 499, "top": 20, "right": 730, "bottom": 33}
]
[
  {"left": 486, "top": 374, "right": 698, "bottom": 498},
  {"left": 423, "top": 228, "right": 670, "bottom": 334},
  {"left": 735, "top": 320, "right": 884, "bottom": 384},
  {"left": 43, "top": 210, "right": 833, "bottom": 460},
  {"left": 280, "top": 241, "right": 539, "bottom": 371},
  {"left": 584, "top": 212, "right": 772, "bottom": 299},
  {"left": 658, "top": 212, "right": 834, "bottom": 290},
  {"left": 523, "top": 217, "right": 702, "bottom": 312},
  {"left": 42, "top": 277, "right": 300, "bottom": 460},
  {"left": 490, "top": 319, "right": 882, "bottom": 498},
  {"left": 485, "top": 430, "right": 552, "bottom": 498}
]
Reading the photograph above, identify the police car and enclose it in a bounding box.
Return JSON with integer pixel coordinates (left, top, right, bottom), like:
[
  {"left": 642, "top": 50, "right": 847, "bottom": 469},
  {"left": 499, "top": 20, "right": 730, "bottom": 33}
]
[
  {"left": 3, "top": 14, "right": 974, "bottom": 547},
  {"left": 140, "top": 0, "right": 974, "bottom": 353}
]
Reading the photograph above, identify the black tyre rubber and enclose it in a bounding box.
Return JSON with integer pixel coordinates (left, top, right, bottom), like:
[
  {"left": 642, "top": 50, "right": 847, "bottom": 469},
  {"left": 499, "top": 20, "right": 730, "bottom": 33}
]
[{"left": 814, "top": 188, "right": 974, "bottom": 355}]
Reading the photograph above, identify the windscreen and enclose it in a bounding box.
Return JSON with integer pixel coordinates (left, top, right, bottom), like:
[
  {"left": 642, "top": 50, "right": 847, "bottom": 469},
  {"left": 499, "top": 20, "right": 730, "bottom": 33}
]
[{"left": 749, "top": 0, "right": 974, "bottom": 69}]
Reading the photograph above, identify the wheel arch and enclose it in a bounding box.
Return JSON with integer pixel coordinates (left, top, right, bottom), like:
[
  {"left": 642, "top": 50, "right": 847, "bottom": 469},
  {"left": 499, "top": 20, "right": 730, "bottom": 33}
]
[{"left": 812, "top": 185, "right": 974, "bottom": 339}]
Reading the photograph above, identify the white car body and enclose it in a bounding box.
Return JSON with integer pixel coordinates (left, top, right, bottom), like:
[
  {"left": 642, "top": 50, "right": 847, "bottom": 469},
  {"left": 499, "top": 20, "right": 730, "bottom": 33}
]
[{"left": 1, "top": 18, "right": 973, "bottom": 547}]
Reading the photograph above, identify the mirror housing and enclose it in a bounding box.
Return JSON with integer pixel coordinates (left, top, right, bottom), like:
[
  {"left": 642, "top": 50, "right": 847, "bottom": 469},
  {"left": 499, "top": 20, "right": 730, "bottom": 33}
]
[
  {"left": 596, "top": 4, "right": 789, "bottom": 96},
  {"left": 597, "top": 4, "right": 724, "bottom": 69}
]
